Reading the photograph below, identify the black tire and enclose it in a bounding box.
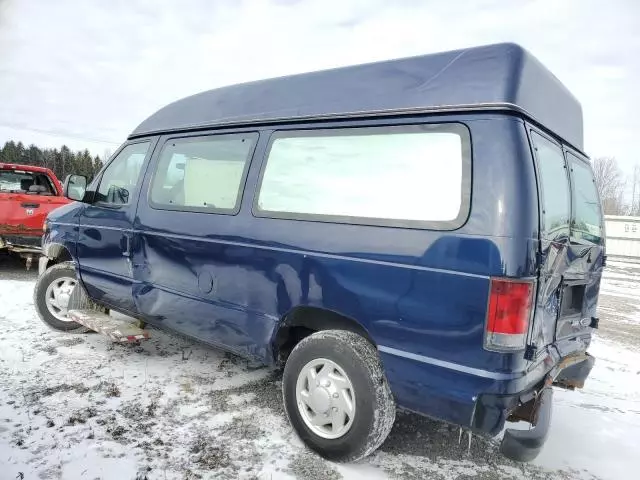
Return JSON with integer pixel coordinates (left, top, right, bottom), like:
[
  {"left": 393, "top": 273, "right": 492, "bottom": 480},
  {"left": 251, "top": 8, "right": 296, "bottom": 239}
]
[
  {"left": 33, "top": 261, "right": 90, "bottom": 333},
  {"left": 282, "top": 330, "right": 396, "bottom": 462}
]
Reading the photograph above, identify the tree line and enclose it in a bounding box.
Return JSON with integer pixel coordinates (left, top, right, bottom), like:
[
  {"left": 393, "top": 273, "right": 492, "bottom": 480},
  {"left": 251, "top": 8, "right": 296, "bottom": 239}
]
[
  {"left": 0, "top": 140, "right": 107, "bottom": 182},
  {"left": 592, "top": 157, "right": 640, "bottom": 216}
]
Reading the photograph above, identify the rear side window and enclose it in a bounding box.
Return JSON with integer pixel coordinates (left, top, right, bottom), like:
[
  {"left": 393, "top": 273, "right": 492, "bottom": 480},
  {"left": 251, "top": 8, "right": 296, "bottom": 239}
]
[
  {"left": 255, "top": 124, "right": 471, "bottom": 229},
  {"left": 531, "top": 132, "right": 570, "bottom": 239},
  {"left": 150, "top": 133, "right": 257, "bottom": 214},
  {"left": 568, "top": 153, "right": 603, "bottom": 243}
]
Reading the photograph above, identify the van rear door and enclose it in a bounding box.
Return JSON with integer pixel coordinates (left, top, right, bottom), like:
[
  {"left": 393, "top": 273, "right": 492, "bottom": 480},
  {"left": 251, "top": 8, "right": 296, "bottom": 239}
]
[
  {"left": 528, "top": 131, "right": 604, "bottom": 356},
  {"left": 556, "top": 152, "right": 604, "bottom": 342}
]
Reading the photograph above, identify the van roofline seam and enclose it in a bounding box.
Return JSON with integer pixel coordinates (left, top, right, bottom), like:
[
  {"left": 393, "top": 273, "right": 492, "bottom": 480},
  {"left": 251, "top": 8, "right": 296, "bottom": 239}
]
[{"left": 127, "top": 103, "right": 585, "bottom": 155}]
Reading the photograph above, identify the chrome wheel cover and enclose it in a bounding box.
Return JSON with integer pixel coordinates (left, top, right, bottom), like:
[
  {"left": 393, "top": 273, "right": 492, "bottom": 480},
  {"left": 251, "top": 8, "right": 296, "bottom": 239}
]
[
  {"left": 295, "top": 358, "right": 356, "bottom": 439},
  {"left": 44, "top": 276, "right": 77, "bottom": 321}
]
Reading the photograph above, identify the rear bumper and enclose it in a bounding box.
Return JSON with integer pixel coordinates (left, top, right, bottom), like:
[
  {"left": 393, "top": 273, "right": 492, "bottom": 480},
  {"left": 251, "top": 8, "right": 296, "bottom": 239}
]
[
  {"left": 474, "top": 352, "right": 595, "bottom": 461},
  {"left": 0, "top": 234, "right": 41, "bottom": 247},
  {"left": 549, "top": 351, "right": 595, "bottom": 389},
  {"left": 380, "top": 346, "right": 595, "bottom": 462},
  {"left": 473, "top": 351, "right": 595, "bottom": 432},
  {"left": 0, "top": 234, "right": 42, "bottom": 253},
  {"left": 499, "top": 387, "right": 553, "bottom": 462}
]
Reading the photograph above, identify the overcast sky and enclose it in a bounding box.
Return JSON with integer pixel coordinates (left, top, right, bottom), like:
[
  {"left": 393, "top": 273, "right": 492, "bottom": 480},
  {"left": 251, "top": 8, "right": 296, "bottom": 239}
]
[{"left": 1, "top": 0, "right": 638, "bottom": 174}]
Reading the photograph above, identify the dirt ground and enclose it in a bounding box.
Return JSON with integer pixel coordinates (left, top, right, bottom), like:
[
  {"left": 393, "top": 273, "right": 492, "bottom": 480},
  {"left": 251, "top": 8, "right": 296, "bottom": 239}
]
[{"left": 0, "top": 253, "right": 638, "bottom": 480}]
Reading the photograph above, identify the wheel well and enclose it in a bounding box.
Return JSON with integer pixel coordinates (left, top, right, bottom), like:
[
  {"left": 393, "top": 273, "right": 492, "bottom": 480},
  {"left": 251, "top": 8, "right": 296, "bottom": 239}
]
[
  {"left": 273, "top": 306, "right": 375, "bottom": 365},
  {"left": 46, "top": 244, "right": 72, "bottom": 267}
]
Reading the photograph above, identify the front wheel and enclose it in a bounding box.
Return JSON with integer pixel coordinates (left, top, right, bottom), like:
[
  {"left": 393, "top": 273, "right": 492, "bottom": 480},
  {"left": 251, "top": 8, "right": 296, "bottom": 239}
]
[
  {"left": 33, "top": 261, "right": 90, "bottom": 333},
  {"left": 282, "top": 330, "right": 396, "bottom": 462}
]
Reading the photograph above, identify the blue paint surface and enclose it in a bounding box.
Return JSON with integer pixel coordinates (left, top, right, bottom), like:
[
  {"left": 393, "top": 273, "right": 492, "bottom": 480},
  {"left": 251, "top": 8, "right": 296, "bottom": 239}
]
[{"left": 46, "top": 111, "right": 602, "bottom": 436}]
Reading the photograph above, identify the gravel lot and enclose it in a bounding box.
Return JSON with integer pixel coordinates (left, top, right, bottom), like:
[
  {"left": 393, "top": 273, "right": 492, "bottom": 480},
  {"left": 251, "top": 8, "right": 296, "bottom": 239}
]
[{"left": 0, "top": 254, "right": 638, "bottom": 479}]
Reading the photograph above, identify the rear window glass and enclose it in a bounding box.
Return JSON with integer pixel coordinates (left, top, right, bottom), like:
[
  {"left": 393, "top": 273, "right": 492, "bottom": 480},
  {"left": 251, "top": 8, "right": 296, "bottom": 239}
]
[
  {"left": 0, "top": 169, "right": 55, "bottom": 195},
  {"left": 0, "top": 170, "right": 32, "bottom": 192},
  {"left": 531, "top": 132, "right": 570, "bottom": 238},
  {"left": 568, "top": 154, "right": 603, "bottom": 243},
  {"left": 256, "top": 124, "right": 470, "bottom": 228}
]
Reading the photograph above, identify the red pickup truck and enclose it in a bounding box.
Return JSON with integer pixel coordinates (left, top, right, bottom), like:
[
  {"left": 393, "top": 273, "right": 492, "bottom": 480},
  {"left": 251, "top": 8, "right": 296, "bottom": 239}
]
[{"left": 0, "top": 163, "right": 71, "bottom": 267}]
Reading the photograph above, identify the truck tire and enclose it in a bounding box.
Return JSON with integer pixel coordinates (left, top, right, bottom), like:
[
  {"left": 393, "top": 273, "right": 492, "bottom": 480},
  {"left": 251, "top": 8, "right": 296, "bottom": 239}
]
[
  {"left": 282, "top": 330, "right": 396, "bottom": 462},
  {"left": 33, "top": 261, "right": 90, "bottom": 333}
]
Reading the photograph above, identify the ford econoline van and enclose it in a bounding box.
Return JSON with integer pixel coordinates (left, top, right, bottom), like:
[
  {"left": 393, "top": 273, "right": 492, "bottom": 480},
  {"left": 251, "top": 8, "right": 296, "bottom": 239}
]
[{"left": 34, "top": 43, "right": 603, "bottom": 463}]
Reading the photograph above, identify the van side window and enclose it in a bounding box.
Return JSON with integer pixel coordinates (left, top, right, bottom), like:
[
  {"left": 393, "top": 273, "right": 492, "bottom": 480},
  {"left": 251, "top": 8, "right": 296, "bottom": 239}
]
[
  {"left": 94, "top": 142, "right": 150, "bottom": 205},
  {"left": 150, "top": 133, "right": 257, "bottom": 213},
  {"left": 567, "top": 153, "right": 603, "bottom": 244},
  {"left": 531, "top": 132, "right": 570, "bottom": 238},
  {"left": 256, "top": 125, "right": 470, "bottom": 228}
]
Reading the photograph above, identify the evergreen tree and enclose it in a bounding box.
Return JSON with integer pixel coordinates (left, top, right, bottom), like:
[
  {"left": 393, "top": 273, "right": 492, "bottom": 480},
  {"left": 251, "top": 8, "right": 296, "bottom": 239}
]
[
  {"left": 60, "top": 145, "right": 72, "bottom": 179},
  {"left": 1, "top": 141, "right": 19, "bottom": 163},
  {"left": 0, "top": 141, "right": 105, "bottom": 182},
  {"left": 16, "top": 142, "right": 27, "bottom": 164},
  {"left": 93, "top": 155, "right": 103, "bottom": 177},
  {"left": 27, "top": 145, "right": 43, "bottom": 167}
]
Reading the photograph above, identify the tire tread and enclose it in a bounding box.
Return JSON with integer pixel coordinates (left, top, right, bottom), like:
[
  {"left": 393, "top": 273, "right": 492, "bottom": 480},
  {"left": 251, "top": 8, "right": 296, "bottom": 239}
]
[
  {"left": 283, "top": 329, "right": 395, "bottom": 462},
  {"left": 33, "top": 261, "right": 91, "bottom": 333}
]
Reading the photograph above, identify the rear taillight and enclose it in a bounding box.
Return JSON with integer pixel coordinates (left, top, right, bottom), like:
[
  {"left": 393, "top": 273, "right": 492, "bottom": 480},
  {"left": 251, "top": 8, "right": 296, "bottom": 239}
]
[{"left": 484, "top": 278, "right": 534, "bottom": 351}]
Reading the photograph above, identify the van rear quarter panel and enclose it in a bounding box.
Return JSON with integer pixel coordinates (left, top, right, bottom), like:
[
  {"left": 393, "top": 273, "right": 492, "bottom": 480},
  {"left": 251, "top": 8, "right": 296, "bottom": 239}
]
[{"left": 134, "top": 114, "right": 539, "bottom": 426}]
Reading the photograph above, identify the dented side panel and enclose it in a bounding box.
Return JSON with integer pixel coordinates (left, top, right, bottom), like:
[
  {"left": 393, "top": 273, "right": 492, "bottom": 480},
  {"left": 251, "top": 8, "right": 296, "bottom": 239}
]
[
  {"left": 129, "top": 114, "right": 541, "bottom": 381},
  {"left": 532, "top": 240, "right": 603, "bottom": 351}
]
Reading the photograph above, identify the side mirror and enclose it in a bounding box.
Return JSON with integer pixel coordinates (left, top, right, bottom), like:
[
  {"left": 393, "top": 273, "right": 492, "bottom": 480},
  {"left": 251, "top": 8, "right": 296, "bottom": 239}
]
[{"left": 63, "top": 174, "right": 88, "bottom": 201}]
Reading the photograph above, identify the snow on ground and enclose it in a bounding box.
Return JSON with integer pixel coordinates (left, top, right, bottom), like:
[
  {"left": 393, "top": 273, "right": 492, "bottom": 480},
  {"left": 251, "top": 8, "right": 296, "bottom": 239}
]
[
  {"left": 0, "top": 256, "right": 638, "bottom": 480},
  {"left": 534, "top": 337, "right": 640, "bottom": 480}
]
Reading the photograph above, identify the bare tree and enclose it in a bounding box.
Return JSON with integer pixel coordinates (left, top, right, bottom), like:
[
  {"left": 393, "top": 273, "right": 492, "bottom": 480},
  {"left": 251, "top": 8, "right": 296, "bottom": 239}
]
[
  {"left": 591, "top": 157, "right": 627, "bottom": 215},
  {"left": 630, "top": 164, "right": 640, "bottom": 216},
  {"left": 102, "top": 148, "right": 113, "bottom": 163}
]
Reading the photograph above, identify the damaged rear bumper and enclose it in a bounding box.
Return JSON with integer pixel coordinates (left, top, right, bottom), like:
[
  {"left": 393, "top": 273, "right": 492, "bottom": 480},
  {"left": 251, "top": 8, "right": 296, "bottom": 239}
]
[
  {"left": 548, "top": 351, "right": 595, "bottom": 390},
  {"left": 499, "top": 387, "right": 553, "bottom": 461},
  {"left": 474, "top": 351, "right": 595, "bottom": 462}
]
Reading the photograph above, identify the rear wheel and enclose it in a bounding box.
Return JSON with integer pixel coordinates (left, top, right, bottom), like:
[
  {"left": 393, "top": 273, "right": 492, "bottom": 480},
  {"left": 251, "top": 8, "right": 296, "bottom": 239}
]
[
  {"left": 33, "top": 262, "right": 90, "bottom": 333},
  {"left": 282, "top": 330, "right": 395, "bottom": 462}
]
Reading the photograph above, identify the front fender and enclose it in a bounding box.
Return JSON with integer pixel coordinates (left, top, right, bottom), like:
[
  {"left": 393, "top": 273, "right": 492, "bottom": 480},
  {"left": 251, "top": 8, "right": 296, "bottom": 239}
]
[
  {"left": 44, "top": 201, "right": 83, "bottom": 258},
  {"left": 42, "top": 240, "right": 69, "bottom": 260}
]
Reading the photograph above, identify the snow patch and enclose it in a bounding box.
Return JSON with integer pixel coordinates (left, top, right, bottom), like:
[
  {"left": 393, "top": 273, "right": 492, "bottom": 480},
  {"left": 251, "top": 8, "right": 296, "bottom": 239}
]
[{"left": 2, "top": 263, "right": 638, "bottom": 479}]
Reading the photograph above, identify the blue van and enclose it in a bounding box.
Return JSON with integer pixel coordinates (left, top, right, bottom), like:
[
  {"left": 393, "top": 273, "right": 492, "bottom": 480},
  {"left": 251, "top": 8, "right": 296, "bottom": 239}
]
[{"left": 34, "top": 43, "right": 603, "bottom": 463}]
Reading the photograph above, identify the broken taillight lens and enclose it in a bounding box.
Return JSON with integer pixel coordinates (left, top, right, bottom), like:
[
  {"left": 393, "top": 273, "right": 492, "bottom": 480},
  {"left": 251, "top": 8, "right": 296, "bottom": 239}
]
[{"left": 484, "top": 278, "right": 534, "bottom": 351}]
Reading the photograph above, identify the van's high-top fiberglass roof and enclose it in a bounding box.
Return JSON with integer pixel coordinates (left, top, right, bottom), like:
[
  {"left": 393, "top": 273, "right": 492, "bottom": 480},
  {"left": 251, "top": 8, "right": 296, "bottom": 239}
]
[{"left": 131, "top": 43, "right": 583, "bottom": 151}]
